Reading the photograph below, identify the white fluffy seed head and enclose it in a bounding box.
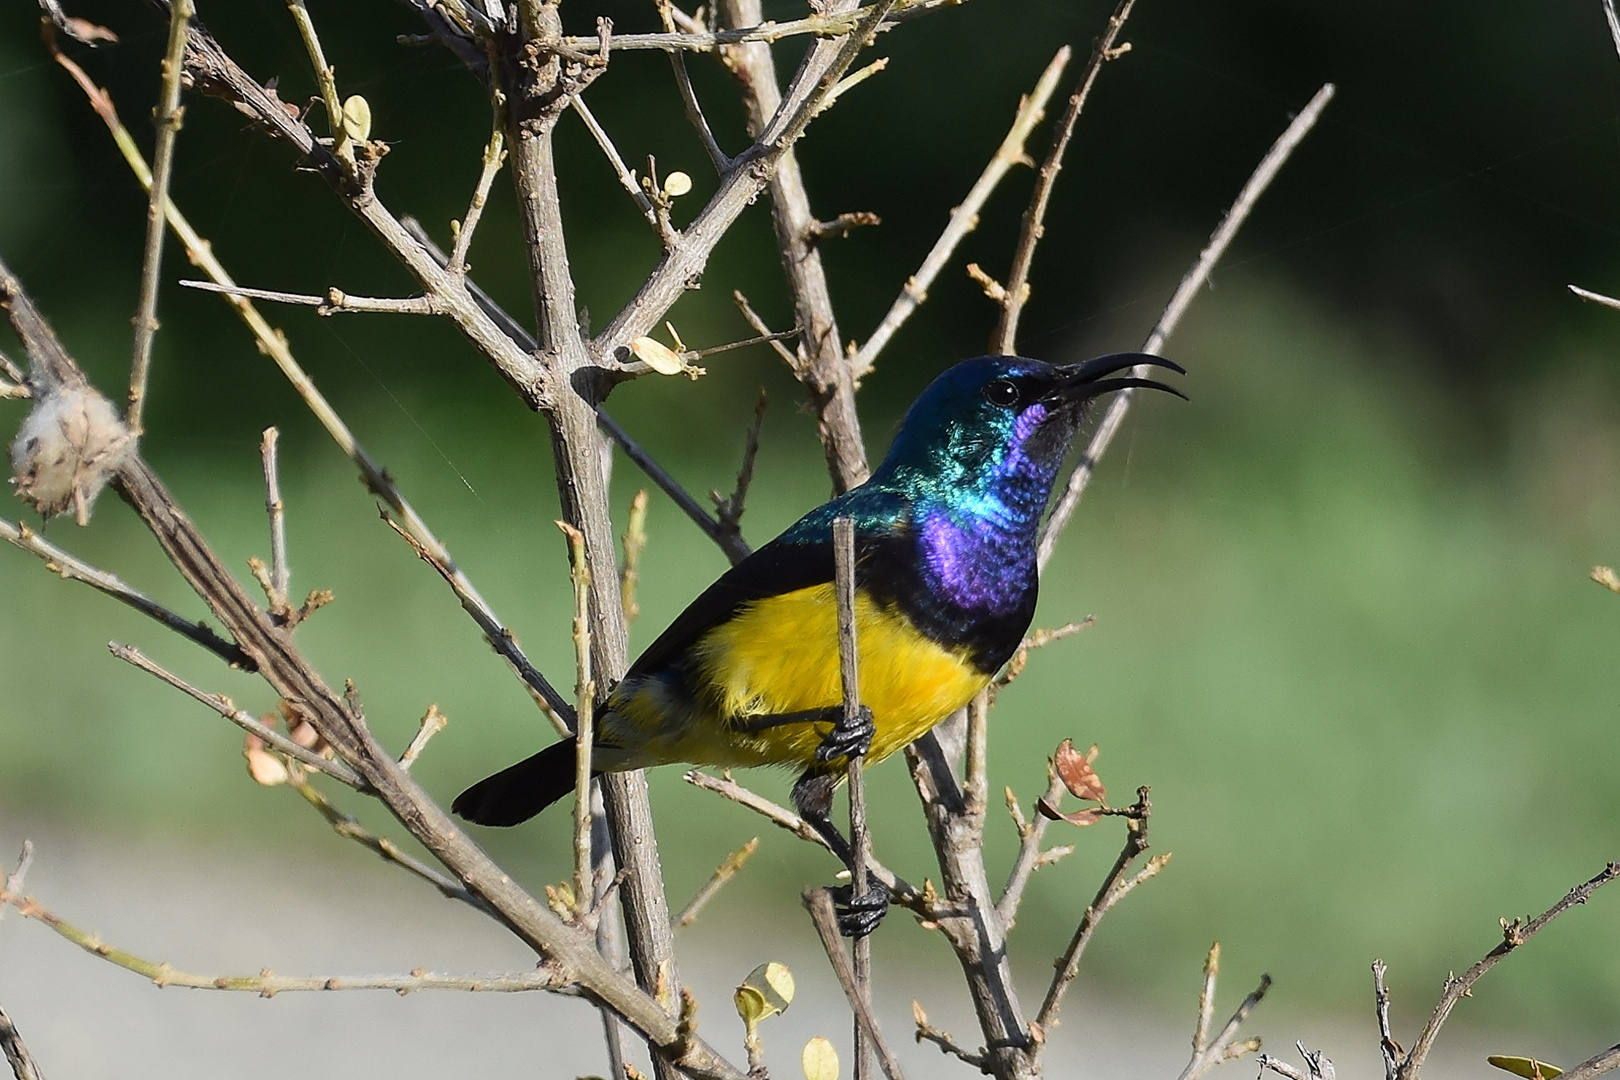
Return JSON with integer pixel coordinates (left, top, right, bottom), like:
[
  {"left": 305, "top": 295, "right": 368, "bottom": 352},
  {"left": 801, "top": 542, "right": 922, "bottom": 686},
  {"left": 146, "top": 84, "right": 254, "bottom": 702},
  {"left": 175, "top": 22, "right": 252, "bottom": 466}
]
[{"left": 9, "top": 385, "right": 134, "bottom": 525}]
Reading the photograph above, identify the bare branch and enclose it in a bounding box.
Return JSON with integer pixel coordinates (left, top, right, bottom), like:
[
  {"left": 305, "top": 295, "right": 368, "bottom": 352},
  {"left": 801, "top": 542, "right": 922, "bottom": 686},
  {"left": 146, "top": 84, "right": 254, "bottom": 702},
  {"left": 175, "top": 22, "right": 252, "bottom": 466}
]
[
  {"left": 851, "top": 45, "right": 1068, "bottom": 375},
  {"left": 398, "top": 704, "right": 448, "bottom": 770},
  {"left": 993, "top": 0, "right": 1135, "bottom": 354},
  {"left": 1036, "top": 788, "right": 1164, "bottom": 1031},
  {"left": 259, "top": 427, "right": 290, "bottom": 618},
  {"left": 1038, "top": 82, "right": 1336, "bottom": 571},
  {"left": 0, "top": 886, "right": 556, "bottom": 994},
  {"left": 0, "top": 996, "right": 46, "bottom": 1080},
  {"left": 714, "top": 389, "right": 767, "bottom": 534},
  {"left": 911, "top": 999, "right": 986, "bottom": 1070},
  {"left": 620, "top": 489, "right": 650, "bottom": 623},
  {"left": 1565, "top": 1043, "right": 1620, "bottom": 1080},
  {"left": 569, "top": 95, "right": 662, "bottom": 234},
  {"left": 675, "top": 837, "right": 759, "bottom": 927},
  {"left": 0, "top": 843, "right": 33, "bottom": 926},
  {"left": 1374, "top": 960, "right": 1399, "bottom": 1080},
  {"left": 1570, "top": 283, "right": 1620, "bottom": 312},
  {"left": 1398, "top": 862, "right": 1620, "bottom": 1080},
  {"left": 1177, "top": 964, "right": 1271, "bottom": 1080},
  {"left": 995, "top": 764, "right": 1067, "bottom": 926},
  {"left": 558, "top": 521, "right": 597, "bottom": 915},
  {"left": 832, "top": 516, "right": 877, "bottom": 1078},
  {"left": 657, "top": 1, "right": 730, "bottom": 170},
  {"left": 804, "top": 889, "right": 908, "bottom": 1080},
  {"left": 285, "top": 0, "right": 349, "bottom": 164},
  {"left": 177, "top": 280, "right": 437, "bottom": 315},
  {"left": 109, "top": 642, "right": 363, "bottom": 788},
  {"left": 559, "top": 0, "right": 966, "bottom": 53},
  {"left": 448, "top": 121, "right": 509, "bottom": 276},
  {"left": 0, "top": 515, "right": 248, "bottom": 667},
  {"left": 126, "top": 0, "right": 192, "bottom": 433},
  {"left": 1603, "top": 0, "right": 1620, "bottom": 63}
]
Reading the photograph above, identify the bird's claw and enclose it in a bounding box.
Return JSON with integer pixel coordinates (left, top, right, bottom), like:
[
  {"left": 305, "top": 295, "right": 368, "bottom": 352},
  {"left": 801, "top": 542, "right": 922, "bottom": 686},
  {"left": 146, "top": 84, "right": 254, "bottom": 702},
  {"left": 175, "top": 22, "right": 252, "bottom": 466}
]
[
  {"left": 816, "top": 705, "right": 875, "bottom": 763},
  {"left": 832, "top": 881, "right": 888, "bottom": 938}
]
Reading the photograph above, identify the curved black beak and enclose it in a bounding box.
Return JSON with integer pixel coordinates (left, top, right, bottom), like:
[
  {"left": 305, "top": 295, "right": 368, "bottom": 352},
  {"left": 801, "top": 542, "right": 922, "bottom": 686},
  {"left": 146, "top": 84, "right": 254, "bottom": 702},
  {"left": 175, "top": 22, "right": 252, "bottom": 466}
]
[{"left": 1052, "top": 351, "right": 1187, "bottom": 403}]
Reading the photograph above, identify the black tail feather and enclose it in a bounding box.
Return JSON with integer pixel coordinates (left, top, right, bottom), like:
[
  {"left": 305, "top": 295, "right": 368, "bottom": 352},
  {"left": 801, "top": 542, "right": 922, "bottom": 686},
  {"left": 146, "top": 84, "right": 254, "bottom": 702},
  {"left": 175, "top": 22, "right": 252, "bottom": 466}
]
[{"left": 452, "top": 741, "right": 583, "bottom": 827}]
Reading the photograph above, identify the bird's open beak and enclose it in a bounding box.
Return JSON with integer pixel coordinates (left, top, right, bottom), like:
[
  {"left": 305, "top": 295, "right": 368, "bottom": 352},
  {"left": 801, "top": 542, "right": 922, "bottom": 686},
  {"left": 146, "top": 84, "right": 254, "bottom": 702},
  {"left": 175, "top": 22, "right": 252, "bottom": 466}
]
[{"left": 1050, "top": 352, "right": 1187, "bottom": 405}]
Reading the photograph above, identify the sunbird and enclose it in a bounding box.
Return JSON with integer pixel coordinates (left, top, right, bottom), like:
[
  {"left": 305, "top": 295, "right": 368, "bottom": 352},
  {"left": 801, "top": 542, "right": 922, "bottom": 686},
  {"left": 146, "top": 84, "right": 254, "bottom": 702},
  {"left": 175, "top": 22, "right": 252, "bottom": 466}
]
[{"left": 454, "top": 353, "right": 1184, "bottom": 933}]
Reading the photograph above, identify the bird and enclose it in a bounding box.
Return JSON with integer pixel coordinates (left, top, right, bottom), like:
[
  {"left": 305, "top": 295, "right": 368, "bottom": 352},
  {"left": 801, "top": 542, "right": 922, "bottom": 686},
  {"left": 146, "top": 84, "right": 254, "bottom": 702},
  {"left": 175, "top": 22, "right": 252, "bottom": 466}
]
[{"left": 453, "top": 352, "right": 1184, "bottom": 934}]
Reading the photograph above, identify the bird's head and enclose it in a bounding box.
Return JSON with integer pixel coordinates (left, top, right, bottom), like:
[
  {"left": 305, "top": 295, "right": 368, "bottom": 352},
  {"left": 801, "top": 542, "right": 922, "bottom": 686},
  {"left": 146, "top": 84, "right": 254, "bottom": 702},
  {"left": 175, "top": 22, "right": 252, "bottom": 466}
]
[{"left": 875, "top": 353, "right": 1186, "bottom": 500}]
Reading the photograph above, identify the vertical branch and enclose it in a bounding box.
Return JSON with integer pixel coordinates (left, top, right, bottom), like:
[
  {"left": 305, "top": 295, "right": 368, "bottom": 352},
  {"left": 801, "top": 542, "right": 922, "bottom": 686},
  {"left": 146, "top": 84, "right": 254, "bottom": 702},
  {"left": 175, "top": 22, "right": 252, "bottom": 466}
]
[
  {"left": 992, "top": 0, "right": 1136, "bottom": 355},
  {"left": 832, "top": 517, "right": 874, "bottom": 1079},
  {"left": 126, "top": 0, "right": 192, "bottom": 432},
  {"left": 285, "top": 0, "right": 348, "bottom": 162},
  {"left": 503, "top": 10, "right": 683, "bottom": 1073},
  {"left": 0, "top": 998, "right": 47, "bottom": 1080},
  {"left": 259, "top": 426, "right": 289, "bottom": 616},
  {"left": 718, "top": 0, "right": 870, "bottom": 493},
  {"left": 1036, "top": 82, "right": 1335, "bottom": 571},
  {"left": 560, "top": 521, "right": 596, "bottom": 913}
]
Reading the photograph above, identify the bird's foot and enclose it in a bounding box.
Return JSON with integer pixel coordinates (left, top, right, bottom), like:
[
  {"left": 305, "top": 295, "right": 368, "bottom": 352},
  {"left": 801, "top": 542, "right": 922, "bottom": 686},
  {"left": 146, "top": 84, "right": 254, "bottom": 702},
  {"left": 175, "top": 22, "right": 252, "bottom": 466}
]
[
  {"left": 815, "top": 704, "right": 875, "bottom": 763},
  {"left": 832, "top": 881, "right": 888, "bottom": 938}
]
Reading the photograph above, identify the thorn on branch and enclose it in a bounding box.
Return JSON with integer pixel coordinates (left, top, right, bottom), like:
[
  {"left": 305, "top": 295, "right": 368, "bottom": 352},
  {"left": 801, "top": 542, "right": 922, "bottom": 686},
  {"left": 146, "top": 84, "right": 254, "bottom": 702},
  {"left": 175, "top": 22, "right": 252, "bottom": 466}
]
[
  {"left": 675, "top": 837, "right": 760, "bottom": 928},
  {"left": 398, "top": 704, "right": 448, "bottom": 770}
]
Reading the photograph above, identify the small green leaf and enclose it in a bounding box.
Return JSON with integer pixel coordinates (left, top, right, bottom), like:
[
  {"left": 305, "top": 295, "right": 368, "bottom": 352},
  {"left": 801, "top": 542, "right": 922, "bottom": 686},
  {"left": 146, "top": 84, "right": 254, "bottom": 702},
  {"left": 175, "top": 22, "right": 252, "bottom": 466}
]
[
  {"left": 735, "top": 961, "right": 795, "bottom": 1033},
  {"left": 802, "top": 1036, "right": 839, "bottom": 1080},
  {"left": 340, "top": 95, "right": 372, "bottom": 144},
  {"left": 1488, "top": 1055, "right": 1563, "bottom": 1079}
]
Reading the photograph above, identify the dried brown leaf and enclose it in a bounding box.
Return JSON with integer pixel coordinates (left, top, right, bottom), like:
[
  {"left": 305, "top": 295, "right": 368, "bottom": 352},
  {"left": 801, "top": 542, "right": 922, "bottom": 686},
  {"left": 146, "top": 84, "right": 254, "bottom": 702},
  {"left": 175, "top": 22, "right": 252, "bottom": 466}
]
[{"left": 1054, "top": 738, "right": 1106, "bottom": 802}]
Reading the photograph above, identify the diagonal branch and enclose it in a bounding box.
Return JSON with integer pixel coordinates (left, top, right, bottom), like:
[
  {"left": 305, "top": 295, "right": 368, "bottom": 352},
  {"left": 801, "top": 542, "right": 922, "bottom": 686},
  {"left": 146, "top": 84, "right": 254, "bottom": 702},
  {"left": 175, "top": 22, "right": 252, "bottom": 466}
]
[
  {"left": 1037, "top": 82, "right": 1336, "bottom": 571},
  {"left": 853, "top": 44, "right": 1071, "bottom": 376},
  {"left": 126, "top": 0, "right": 192, "bottom": 433},
  {"left": 992, "top": 0, "right": 1135, "bottom": 355}
]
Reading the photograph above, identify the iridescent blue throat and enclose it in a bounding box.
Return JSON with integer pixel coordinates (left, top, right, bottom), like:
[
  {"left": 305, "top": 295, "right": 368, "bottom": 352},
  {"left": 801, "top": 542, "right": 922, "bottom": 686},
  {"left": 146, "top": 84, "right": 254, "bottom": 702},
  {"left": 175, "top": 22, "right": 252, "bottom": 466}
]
[{"left": 905, "top": 403, "right": 1059, "bottom": 616}]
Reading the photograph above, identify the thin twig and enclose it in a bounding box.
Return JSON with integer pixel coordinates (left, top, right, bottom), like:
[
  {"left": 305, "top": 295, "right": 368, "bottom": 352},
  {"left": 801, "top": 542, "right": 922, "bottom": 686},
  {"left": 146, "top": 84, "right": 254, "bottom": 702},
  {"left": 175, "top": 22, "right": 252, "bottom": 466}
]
[
  {"left": 126, "top": 0, "right": 191, "bottom": 433},
  {"left": 1397, "top": 862, "right": 1620, "bottom": 1080},
  {"left": 559, "top": 522, "right": 597, "bottom": 914},
  {"left": 1603, "top": 0, "right": 1620, "bottom": 63},
  {"left": 1570, "top": 283, "right": 1620, "bottom": 312},
  {"left": 714, "top": 388, "right": 766, "bottom": 532},
  {"left": 398, "top": 704, "right": 448, "bottom": 770},
  {"left": 1037, "top": 82, "right": 1336, "bottom": 571},
  {"left": 1374, "top": 960, "right": 1399, "bottom": 1080},
  {"left": 0, "top": 887, "right": 553, "bottom": 994},
  {"left": 1565, "top": 1043, "right": 1620, "bottom": 1080},
  {"left": 570, "top": 95, "right": 661, "bottom": 232},
  {"left": 910, "top": 1000, "right": 986, "bottom": 1070},
  {"left": 804, "top": 889, "right": 908, "bottom": 1080},
  {"left": 595, "top": 408, "right": 752, "bottom": 565},
  {"left": 658, "top": 0, "right": 730, "bottom": 170},
  {"left": 674, "top": 837, "right": 759, "bottom": 927},
  {"left": 1258, "top": 1043, "right": 1333, "bottom": 1080},
  {"left": 0, "top": 996, "right": 46, "bottom": 1080},
  {"left": 1176, "top": 966, "right": 1271, "bottom": 1080},
  {"left": 993, "top": 0, "right": 1135, "bottom": 355},
  {"left": 0, "top": 843, "right": 33, "bottom": 927},
  {"left": 620, "top": 488, "right": 650, "bottom": 623},
  {"left": 991, "top": 616, "right": 1095, "bottom": 696},
  {"left": 1193, "top": 942, "right": 1220, "bottom": 1057},
  {"left": 291, "top": 779, "right": 486, "bottom": 910},
  {"left": 1035, "top": 788, "right": 1163, "bottom": 1031},
  {"left": 558, "top": 0, "right": 964, "bottom": 53},
  {"left": 851, "top": 45, "right": 1070, "bottom": 376},
  {"left": 259, "top": 427, "right": 290, "bottom": 618},
  {"left": 0, "top": 515, "right": 248, "bottom": 667},
  {"left": 448, "top": 121, "right": 508, "bottom": 276},
  {"left": 732, "top": 291, "right": 801, "bottom": 367},
  {"left": 109, "top": 642, "right": 363, "bottom": 788},
  {"left": 1043, "top": 82, "right": 1334, "bottom": 573},
  {"left": 177, "top": 280, "right": 437, "bottom": 315},
  {"left": 995, "top": 763, "right": 1067, "bottom": 926},
  {"left": 832, "top": 516, "right": 876, "bottom": 1079},
  {"left": 285, "top": 0, "right": 349, "bottom": 163}
]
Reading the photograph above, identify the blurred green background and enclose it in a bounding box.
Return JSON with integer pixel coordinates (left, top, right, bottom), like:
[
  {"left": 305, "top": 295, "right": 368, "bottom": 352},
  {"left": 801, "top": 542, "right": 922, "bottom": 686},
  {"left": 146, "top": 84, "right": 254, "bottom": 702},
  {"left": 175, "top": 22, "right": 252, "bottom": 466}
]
[{"left": 3, "top": 0, "right": 1620, "bottom": 1056}]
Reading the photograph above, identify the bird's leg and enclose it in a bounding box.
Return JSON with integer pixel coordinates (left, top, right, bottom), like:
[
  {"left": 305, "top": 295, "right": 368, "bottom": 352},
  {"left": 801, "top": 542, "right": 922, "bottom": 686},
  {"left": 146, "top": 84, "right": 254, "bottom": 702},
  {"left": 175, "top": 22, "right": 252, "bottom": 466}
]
[
  {"left": 814, "top": 703, "right": 874, "bottom": 764},
  {"left": 792, "top": 768, "right": 888, "bottom": 938},
  {"left": 732, "top": 704, "right": 875, "bottom": 766}
]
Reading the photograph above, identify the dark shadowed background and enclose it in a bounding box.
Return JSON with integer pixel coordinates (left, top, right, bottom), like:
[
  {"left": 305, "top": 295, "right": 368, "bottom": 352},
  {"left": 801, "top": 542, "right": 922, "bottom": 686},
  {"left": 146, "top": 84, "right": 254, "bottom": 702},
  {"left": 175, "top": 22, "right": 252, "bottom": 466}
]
[{"left": 3, "top": 0, "right": 1620, "bottom": 1071}]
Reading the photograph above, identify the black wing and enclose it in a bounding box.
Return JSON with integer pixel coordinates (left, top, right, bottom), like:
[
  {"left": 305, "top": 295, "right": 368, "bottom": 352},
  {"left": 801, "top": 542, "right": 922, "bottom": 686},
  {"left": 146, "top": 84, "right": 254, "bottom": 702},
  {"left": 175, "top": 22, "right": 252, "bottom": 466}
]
[{"left": 628, "top": 534, "right": 836, "bottom": 678}]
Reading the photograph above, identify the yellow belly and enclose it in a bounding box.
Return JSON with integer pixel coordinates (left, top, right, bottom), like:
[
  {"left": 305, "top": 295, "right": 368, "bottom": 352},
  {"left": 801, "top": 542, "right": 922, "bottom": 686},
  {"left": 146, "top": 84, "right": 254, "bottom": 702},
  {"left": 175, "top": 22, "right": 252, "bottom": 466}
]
[{"left": 614, "top": 583, "right": 985, "bottom": 770}]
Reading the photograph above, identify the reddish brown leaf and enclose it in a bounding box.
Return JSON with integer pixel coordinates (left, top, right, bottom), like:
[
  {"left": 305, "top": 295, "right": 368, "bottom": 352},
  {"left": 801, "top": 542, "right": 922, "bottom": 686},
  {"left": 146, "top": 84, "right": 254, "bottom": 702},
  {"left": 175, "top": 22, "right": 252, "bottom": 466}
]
[
  {"left": 1035, "top": 797, "right": 1103, "bottom": 827},
  {"left": 1053, "top": 738, "right": 1106, "bottom": 802}
]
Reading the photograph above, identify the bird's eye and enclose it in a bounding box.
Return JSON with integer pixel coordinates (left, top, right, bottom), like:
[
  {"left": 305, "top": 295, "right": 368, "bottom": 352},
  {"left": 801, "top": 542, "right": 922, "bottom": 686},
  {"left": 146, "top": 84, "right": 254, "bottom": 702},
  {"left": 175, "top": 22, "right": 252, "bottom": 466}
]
[{"left": 982, "top": 378, "right": 1021, "bottom": 408}]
